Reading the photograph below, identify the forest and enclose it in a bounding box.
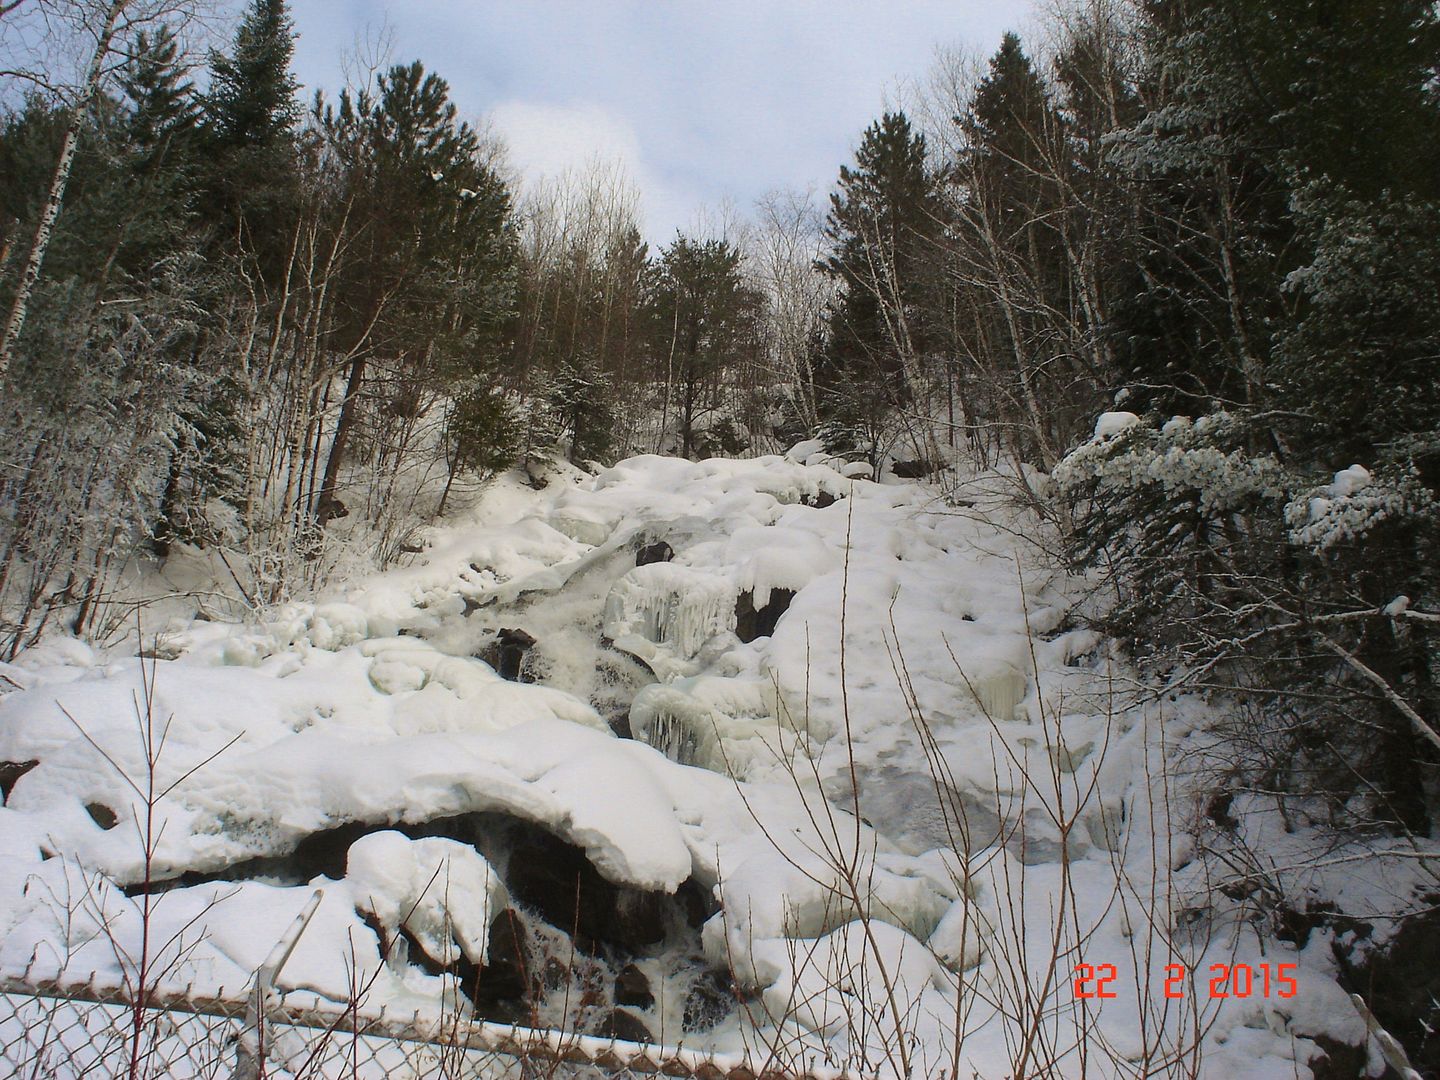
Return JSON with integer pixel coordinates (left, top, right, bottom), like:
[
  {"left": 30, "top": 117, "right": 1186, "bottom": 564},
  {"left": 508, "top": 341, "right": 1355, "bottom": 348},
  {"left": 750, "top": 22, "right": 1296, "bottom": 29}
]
[{"left": 2, "top": 0, "right": 1440, "bottom": 1076}]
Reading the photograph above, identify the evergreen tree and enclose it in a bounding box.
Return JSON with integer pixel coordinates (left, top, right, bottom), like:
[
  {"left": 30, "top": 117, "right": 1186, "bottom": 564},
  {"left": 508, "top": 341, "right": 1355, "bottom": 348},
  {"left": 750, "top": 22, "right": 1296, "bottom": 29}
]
[
  {"left": 315, "top": 60, "right": 516, "bottom": 525},
  {"left": 646, "top": 234, "right": 762, "bottom": 459},
  {"left": 947, "top": 34, "right": 1089, "bottom": 465},
  {"left": 200, "top": 0, "right": 300, "bottom": 268},
  {"left": 1059, "top": 0, "right": 1440, "bottom": 838},
  {"left": 540, "top": 358, "right": 616, "bottom": 465},
  {"left": 113, "top": 25, "right": 201, "bottom": 278},
  {"left": 817, "top": 111, "right": 940, "bottom": 450},
  {"left": 962, "top": 34, "right": 1057, "bottom": 240}
]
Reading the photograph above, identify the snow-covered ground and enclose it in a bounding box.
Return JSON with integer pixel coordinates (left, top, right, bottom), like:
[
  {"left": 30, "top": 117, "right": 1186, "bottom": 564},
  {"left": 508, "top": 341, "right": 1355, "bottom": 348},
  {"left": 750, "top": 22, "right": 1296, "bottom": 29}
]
[{"left": 0, "top": 447, "right": 1415, "bottom": 1077}]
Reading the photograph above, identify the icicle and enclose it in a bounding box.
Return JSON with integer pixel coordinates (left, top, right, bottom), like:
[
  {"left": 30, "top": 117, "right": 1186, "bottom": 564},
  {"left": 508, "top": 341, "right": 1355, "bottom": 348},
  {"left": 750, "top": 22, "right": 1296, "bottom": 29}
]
[
  {"left": 603, "top": 564, "right": 735, "bottom": 661},
  {"left": 648, "top": 710, "right": 701, "bottom": 766}
]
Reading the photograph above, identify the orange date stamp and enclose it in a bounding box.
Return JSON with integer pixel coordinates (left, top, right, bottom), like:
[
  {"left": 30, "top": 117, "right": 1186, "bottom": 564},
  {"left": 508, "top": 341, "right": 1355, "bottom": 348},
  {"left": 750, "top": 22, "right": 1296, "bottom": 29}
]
[{"left": 1073, "top": 962, "right": 1299, "bottom": 1000}]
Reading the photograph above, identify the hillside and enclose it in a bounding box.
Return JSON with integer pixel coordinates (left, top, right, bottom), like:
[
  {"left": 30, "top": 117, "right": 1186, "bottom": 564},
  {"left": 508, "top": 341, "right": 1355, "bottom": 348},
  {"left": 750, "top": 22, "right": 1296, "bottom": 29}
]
[{"left": 3, "top": 446, "right": 1416, "bottom": 1078}]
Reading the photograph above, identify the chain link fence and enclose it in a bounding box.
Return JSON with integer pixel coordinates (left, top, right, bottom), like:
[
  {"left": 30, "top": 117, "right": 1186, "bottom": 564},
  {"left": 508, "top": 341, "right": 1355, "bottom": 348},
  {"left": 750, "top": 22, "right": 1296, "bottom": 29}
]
[{"left": 0, "top": 976, "right": 856, "bottom": 1080}]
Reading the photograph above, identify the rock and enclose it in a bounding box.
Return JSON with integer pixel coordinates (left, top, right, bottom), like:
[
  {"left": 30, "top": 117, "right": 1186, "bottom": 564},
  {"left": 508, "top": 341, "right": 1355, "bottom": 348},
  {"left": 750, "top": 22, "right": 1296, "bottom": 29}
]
[
  {"left": 682, "top": 969, "right": 735, "bottom": 1032},
  {"left": 636, "top": 540, "right": 673, "bottom": 566},
  {"left": 85, "top": 802, "right": 118, "bottom": 830},
  {"left": 615, "top": 963, "right": 654, "bottom": 1010},
  {"left": 734, "top": 588, "right": 795, "bottom": 643},
  {"left": 596, "top": 1008, "right": 652, "bottom": 1043},
  {"left": 605, "top": 710, "right": 634, "bottom": 739},
  {"left": 801, "top": 490, "right": 838, "bottom": 509},
  {"left": 471, "top": 907, "right": 532, "bottom": 1021},
  {"left": 678, "top": 878, "right": 715, "bottom": 928},
  {"left": 504, "top": 827, "right": 665, "bottom": 952},
  {"left": 890, "top": 458, "right": 936, "bottom": 479},
  {"left": 1334, "top": 903, "right": 1440, "bottom": 1075},
  {"left": 1304, "top": 1034, "right": 1367, "bottom": 1080},
  {"left": 495, "top": 628, "right": 537, "bottom": 682},
  {"left": 315, "top": 496, "right": 349, "bottom": 524},
  {"left": 0, "top": 760, "right": 38, "bottom": 803}
]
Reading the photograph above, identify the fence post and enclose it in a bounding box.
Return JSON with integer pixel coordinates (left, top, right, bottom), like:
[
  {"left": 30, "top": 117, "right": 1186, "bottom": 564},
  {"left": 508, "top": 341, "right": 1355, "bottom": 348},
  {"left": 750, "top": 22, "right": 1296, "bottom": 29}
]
[{"left": 234, "top": 889, "right": 324, "bottom": 1080}]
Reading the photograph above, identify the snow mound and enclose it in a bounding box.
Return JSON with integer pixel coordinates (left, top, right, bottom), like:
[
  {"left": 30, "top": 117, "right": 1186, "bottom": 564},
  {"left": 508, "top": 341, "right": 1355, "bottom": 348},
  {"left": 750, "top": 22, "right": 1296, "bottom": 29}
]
[
  {"left": 1094, "top": 410, "right": 1141, "bottom": 438},
  {"left": 347, "top": 831, "right": 506, "bottom": 966}
]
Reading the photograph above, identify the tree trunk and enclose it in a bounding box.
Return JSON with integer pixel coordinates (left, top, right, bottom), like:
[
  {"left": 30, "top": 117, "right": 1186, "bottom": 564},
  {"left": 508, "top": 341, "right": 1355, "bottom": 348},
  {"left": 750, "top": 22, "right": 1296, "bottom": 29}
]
[
  {"left": 0, "top": 0, "right": 131, "bottom": 380},
  {"left": 315, "top": 356, "right": 367, "bottom": 527}
]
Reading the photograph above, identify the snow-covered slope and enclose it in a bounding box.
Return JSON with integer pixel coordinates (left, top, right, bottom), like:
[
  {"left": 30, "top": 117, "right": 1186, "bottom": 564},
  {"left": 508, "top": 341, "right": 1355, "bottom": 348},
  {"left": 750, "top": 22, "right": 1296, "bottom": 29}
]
[{"left": 0, "top": 449, "right": 1386, "bottom": 1077}]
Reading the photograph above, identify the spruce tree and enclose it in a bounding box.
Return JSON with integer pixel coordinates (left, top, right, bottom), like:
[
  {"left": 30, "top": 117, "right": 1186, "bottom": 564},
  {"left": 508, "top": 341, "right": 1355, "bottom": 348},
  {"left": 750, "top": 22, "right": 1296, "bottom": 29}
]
[
  {"left": 646, "top": 234, "right": 762, "bottom": 459},
  {"left": 114, "top": 25, "right": 201, "bottom": 278},
  {"left": 200, "top": 0, "right": 300, "bottom": 269}
]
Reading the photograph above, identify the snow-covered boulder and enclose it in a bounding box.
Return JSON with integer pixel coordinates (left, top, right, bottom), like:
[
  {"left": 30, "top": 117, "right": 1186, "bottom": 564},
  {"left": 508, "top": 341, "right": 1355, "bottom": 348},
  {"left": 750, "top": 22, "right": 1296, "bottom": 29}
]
[{"left": 347, "top": 831, "right": 506, "bottom": 967}]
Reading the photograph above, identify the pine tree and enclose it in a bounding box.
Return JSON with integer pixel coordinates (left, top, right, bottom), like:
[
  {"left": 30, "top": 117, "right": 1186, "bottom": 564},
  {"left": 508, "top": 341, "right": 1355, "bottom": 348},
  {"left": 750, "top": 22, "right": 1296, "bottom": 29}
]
[
  {"left": 817, "top": 111, "right": 940, "bottom": 450},
  {"left": 1057, "top": 0, "right": 1440, "bottom": 837},
  {"left": 113, "top": 25, "right": 201, "bottom": 279},
  {"left": 946, "top": 34, "right": 1089, "bottom": 466},
  {"left": 315, "top": 60, "right": 516, "bottom": 525},
  {"left": 646, "top": 234, "right": 762, "bottom": 459}
]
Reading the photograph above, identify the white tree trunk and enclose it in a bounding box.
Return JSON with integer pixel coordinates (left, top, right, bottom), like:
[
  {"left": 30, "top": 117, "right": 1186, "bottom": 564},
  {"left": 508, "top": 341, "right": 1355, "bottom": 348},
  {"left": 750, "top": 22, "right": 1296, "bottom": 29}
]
[{"left": 0, "top": 0, "right": 132, "bottom": 380}]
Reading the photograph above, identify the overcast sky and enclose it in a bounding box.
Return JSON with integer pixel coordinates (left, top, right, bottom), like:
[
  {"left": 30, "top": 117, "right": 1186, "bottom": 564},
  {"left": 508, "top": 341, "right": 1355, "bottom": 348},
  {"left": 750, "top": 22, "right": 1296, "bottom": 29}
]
[{"left": 287, "top": 2, "right": 1038, "bottom": 244}]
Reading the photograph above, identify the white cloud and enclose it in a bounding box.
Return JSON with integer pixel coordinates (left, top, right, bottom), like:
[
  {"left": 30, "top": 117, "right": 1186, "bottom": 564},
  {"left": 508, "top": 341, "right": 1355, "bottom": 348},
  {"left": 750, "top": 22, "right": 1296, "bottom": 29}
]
[
  {"left": 487, "top": 99, "right": 699, "bottom": 245},
  {"left": 290, "top": 0, "right": 1040, "bottom": 246},
  {"left": 488, "top": 100, "right": 644, "bottom": 183}
]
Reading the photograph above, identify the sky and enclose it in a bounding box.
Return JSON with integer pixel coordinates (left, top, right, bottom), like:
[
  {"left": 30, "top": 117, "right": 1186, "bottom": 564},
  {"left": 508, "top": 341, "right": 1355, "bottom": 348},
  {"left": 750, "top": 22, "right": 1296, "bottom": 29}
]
[{"left": 286, "top": 2, "right": 1038, "bottom": 245}]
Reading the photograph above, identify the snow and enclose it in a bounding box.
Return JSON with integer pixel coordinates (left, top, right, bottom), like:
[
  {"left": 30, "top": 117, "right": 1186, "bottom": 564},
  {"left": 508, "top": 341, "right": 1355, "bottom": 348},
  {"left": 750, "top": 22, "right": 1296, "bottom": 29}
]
[
  {"left": 1330, "top": 463, "right": 1371, "bottom": 496},
  {"left": 346, "top": 831, "right": 505, "bottom": 967},
  {"left": 1094, "top": 410, "right": 1141, "bottom": 438},
  {"left": 0, "top": 445, "right": 1399, "bottom": 1077}
]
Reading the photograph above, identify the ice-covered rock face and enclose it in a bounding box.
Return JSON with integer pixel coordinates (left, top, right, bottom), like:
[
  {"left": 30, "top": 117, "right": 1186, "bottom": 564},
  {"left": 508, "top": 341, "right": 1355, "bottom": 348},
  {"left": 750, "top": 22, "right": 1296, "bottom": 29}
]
[
  {"left": 630, "top": 684, "right": 719, "bottom": 769},
  {"left": 629, "top": 676, "right": 793, "bottom": 773},
  {"left": 602, "top": 562, "right": 736, "bottom": 676}
]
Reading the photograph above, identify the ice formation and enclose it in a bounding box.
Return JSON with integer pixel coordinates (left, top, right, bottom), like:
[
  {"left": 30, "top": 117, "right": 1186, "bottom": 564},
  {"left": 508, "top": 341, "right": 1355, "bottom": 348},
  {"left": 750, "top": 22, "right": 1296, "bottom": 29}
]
[{"left": 602, "top": 562, "right": 736, "bottom": 672}]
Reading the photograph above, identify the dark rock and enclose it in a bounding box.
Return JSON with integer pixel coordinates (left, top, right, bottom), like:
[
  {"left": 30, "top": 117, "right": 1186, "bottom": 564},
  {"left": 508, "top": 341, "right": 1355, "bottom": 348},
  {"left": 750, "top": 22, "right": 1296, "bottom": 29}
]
[
  {"left": 495, "top": 628, "right": 537, "bottom": 682},
  {"left": 461, "top": 595, "right": 483, "bottom": 618},
  {"left": 801, "top": 489, "right": 838, "bottom": 509},
  {"left": 0, "top": 760, "right": 38, "bottom": 803},
  {"left": 505, "top": 827, "right": 665, "bottom": 952},
  {"left": 890, "top": 458, "right": 936, "bottom": 479},
  {"left": 615, "top": 963, "right": 654, "bottom": 1010},
  {"left": 292, "top": 821, "right": 374, "bottom": 880},
  {"left": 682, "top": 969, "right": 735, "bottom": 1032},
  {"left": 636, "top": 540, "right": 673, "bottom": 566},
  {"left": 596, "top": 1008, "right": 652, "bottom": 1043},
  {"left": 85, "top": 802, "right": 118, "bottom": 830},
  {"left": 1275, "top": 901, "right": 1365, "bottom": 950},
  {"left": 1333, "top": 902, "right": 1440, "bottom": 1076},
  {"left": 606, "top": 710, "right": 634, "bottom": 739},
  {"left": 315, "top": 496, "right": 349, "bottom": 525},
  {"left": 1205, "top": 793, "right": 1240, "bottom": 831},
  {"left": 734, "top": 588, "right": 795, "bottom": 643},
  {"left": 1304, "top": 1033, "right": 1367, "bottom": 1080},
  {"left": 471, "top": 907, "right": 532, "bottom": 1022},
  {"left": 678, "top": 878, "right": 716, "bottom": 928}
]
